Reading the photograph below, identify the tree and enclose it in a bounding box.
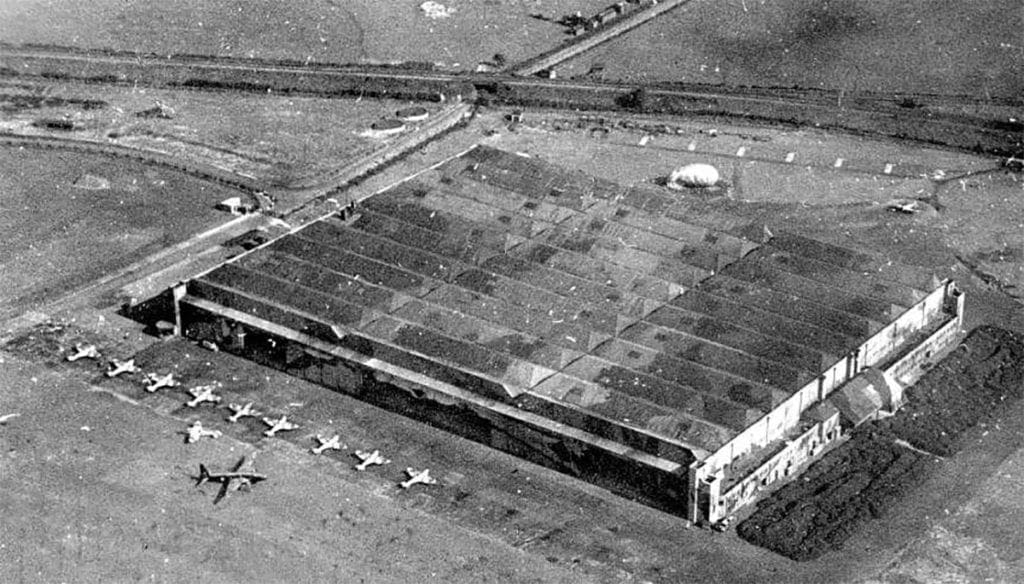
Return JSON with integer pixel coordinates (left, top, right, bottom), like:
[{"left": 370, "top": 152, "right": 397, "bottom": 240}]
[{"left": 617, "top": 87, "right": 648, "bottom": 112}]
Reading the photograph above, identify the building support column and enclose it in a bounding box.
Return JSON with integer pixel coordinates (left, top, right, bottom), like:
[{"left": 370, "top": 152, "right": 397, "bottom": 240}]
[{"left": 171, "top": 282, "right": 188, "bottom": 337}]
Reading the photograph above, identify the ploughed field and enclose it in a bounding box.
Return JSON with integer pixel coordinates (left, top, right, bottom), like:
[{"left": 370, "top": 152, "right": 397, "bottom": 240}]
[
  {"left": 559, "top": 0, "right": 1023, "bottom": 99},
  {"left": 0, "top": 82, "right": 424, "bottom": 187},
  {"left": 737, "top": 325, "right": 1024, "bottom": 561},
  {"left": 0, "top": 0, "right": 605, "bottom": 70}
]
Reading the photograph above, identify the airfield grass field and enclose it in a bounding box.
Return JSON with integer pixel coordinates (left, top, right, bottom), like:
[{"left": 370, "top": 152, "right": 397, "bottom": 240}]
[
  {"left": 3, "top": 308, "right": 1024, "bottom": 583},
  {"left": 0, "top": 146, "right": 242, "bottom": 319},
  {"left": 0, "top": 338, "right": 586, "bottom": 584}
]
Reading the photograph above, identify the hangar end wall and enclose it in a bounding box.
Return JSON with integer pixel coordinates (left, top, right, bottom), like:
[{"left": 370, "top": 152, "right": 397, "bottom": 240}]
[{"left": 691, "top": 280, "right": 963, "bottom": 524}]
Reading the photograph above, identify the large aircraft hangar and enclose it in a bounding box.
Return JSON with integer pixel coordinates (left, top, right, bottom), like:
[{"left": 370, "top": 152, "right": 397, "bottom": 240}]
[{"left": 171, "top": 145, "right": 964, "bottom": 523}]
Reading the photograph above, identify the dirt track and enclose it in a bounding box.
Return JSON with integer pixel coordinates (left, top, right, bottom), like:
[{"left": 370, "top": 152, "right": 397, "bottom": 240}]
[{"left": 737, "top": 326, "right": 1024, "bottom": 561}]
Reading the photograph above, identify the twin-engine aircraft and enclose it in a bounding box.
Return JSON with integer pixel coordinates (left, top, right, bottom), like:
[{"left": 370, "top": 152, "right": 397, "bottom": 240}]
[
  {"left": 226, "top": 402, "right": 262, "bottom": 423},
  {"left": 262, "top": 415, "right": 298, "bottom": 437},
  {"left": 311, "top": 434, "right": 346, "bottom": 455},
  {"left": 185, "top": 384, "right": 222, "bottom": 408},
  {"left": 144, "top": 372, "right": 178, "bottom": 393},
  {"left": 195, "top": 455, "right": 267, "bottom": 504},
  {"left": 399, "top": 468, "right": 438, "bottom": 489},
  {"left": 106, "top": 358, "right": 139, "bottom": 378},
  {"left": 185, "top": 421, "right": 222, "bottom": 444},
  {"left": 353, "top": 449, "right": 390, "bottom": 471},
  {"left": 66, "top": 343, "right": 100, "bottom": 362}
]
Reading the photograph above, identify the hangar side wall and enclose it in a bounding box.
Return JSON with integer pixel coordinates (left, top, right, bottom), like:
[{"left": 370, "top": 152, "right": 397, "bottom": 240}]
[
  {"left": 883, "top": 289, "right": 966, "bottom": 388},
  {"left": 858, "top": 283, "right": 955, "bottom": 370},
  {"left": 691, "top": 280, "right": 962, "bottom": 523},
  {"left": 176, "top": 294, "right": 696, "bottom": 518}
]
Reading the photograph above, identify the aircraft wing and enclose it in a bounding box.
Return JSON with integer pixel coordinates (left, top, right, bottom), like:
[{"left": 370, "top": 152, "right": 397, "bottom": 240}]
[{"left": 212, "top": 479, "right": 232, "bottom": 504}]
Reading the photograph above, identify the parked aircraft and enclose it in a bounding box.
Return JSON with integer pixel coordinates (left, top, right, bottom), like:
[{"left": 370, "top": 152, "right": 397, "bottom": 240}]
[
  {"left": 143, "top": 372, "right": 178, "bottom": 393},
  {"left": 226, "top": 402, "right": 262, "bottom": 423},
  {"left": 106, "top": 358, "right": 139, "bottom": 378},
  {"left": 262, "top": 415, "right": 298, "bottom": 437},
  {"left": 886, "top": 199, "right": 924, "bottom": 214},
  {"left": 353, "top": 449, "right": 390, "bottom": 471},
  {"left": 311, "top": 434, "right": 346, "bottom": 455},
  {"left": 185, "top": 384, "right": 222, "bottom": 408},
  {"left": 66, "top": 343, "right": 100, "bottom": 362},
  {"left": 400, "top": 468, "right": 438, "bottom": 489},
  {"left": 185, "top": 421, "right": 222, "bottom": 444},
  {"left": 195, "top": 455, "right": 267, "bottom": 504}
]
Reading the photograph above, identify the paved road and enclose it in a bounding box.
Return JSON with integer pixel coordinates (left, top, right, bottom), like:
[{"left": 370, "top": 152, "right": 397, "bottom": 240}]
[{"left": 508, "top": 0, "right": 694, "bottom": 77}]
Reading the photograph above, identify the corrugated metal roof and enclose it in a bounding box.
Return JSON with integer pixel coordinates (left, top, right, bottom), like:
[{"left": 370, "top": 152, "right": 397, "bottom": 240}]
[{"left": 187, "top": 145, "right": 931, "bottom": 460}]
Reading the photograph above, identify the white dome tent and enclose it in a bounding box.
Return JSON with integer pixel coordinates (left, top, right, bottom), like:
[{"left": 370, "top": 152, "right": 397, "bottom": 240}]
[{"left": 667, "top": 163, "right": 720, "bottom": 189}]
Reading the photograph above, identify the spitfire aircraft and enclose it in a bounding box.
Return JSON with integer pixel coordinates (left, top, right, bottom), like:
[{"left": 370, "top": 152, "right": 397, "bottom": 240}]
[
  {"left": 262, "top": 415, "right": 298, "bottom": 437},
  {"left": 143, "top": 372, "right": 178, "bottom": 393},
  {"left": 226, "top": 402, "right": 262, "bottom": 423},
  {"left": 185, "top": 421, "right": 223, "bottom": 444},
  {"left": 185, "top": 384, "right": 222, "bottom": 408},
  {"left": 66, "top": 343, "right": 100, "bottom": 362},
  {"left": 195, "top": 455, "right": 267, "bottom": 504},
  {"left": 311, "top": 434, "right": 346, "bottom": 455},
  {"left": 353, "top": 449, "right": 391, "bottom": 471},
  {"left": 400, "top": 468, "right": 438, "bottom": 489},
  {"left": 106, "top": 358, "right": 139, "bottom": 378}
]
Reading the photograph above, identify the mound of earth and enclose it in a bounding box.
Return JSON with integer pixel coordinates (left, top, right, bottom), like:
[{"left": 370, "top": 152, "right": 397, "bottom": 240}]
[
  {"left": 737, "top": 326, "right": 1024, "bottom": 561},
  {"left": 135, "top": 104, "right": 174, "bottom": 119},
  {"left": 738, "top": 431, "right": 933, "bottom": 561},
  {"left": 880, "top": 327, "right": 1024, "bottom": 457}
]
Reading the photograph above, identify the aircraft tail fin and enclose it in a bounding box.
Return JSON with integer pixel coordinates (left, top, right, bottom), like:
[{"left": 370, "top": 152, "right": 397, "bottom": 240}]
[{"left": 197, "top": 464, "right": 211, "bottom": 486}]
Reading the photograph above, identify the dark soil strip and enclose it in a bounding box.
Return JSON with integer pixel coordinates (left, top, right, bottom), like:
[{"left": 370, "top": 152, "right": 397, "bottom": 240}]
[{"left": 737, "top": 325, "right": 1024, "bottom": 561}]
